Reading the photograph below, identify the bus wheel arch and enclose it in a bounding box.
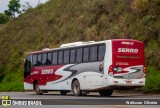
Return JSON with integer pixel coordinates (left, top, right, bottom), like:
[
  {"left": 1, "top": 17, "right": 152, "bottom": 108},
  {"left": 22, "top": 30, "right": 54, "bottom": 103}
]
[
  {"left": 72, "top": 79, "right": 82, "bottom": 96},
  {"left": 33, "top": 80, "right": 43, "bottom": 95}
]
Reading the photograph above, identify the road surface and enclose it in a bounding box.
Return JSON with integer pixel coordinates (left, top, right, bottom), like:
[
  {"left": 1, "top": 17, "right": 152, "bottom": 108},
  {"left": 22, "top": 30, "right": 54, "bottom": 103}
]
[{"left": 0, "top": 92, "right": 160, "bottom": 108}]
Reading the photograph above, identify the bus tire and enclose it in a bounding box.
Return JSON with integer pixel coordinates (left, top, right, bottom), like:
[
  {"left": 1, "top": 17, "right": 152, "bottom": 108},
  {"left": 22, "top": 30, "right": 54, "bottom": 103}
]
[
  {"left": 72, "top": 80, "right": 82, "bottom": 96},
  {"left": 35, "top": 82, "right": 43, "bottom": 95},
  {"left": 99, "top": 90, "right": 113, "bottom": 96},
  {"left": 60, "top": 90, "right": 68, "bottom": 95}
]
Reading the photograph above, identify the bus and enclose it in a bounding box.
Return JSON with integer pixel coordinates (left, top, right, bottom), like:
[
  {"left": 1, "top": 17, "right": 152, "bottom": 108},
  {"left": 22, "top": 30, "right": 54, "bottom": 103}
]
[{"left": 24, "top": 39, "right": 145, "bottom": 96}]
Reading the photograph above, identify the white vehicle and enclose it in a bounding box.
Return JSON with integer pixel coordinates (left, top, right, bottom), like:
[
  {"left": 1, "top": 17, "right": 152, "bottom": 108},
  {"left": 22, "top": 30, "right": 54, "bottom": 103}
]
[{"left": 24, "top": 39, "right": 145, "bottom": 96}]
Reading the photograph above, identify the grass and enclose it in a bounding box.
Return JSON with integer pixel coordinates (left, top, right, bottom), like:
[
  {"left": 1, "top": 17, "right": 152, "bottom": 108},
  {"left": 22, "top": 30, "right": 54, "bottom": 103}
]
[
  {"left": 0, "top": 0, "right": 160, "bottom": 92},
  {"left": 142, "top": 67, "right": 160, "bottom": 93},
  {"left": 0, "top": 69, "right": 23, "bottom": 91}
]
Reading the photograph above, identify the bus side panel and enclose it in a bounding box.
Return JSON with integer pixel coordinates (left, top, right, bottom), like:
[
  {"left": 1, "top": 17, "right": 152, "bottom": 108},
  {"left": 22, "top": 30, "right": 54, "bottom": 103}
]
[
  {"left": 40, "top": 79, "right": 72, "bottom": 90},
  {"left": 39, "top": 62, "right": 104, "bottom": 91},
  {"left": 24, "top": 82, "right": 33, "bottom": 90},
  {"left": 71, "top": 62, "right": 104, "bottom": 90},
  {"left": 103, "top": 40, "right": 112, "bottom": 87}
]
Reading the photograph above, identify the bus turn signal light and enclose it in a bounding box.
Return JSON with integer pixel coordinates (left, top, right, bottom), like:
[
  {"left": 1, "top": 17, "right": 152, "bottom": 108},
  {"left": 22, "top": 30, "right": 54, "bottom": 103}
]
[
  {"left": 108, "top": 65, "right": 112, "bottom": 72},
  {"left": 143, "top": 66, "right": 146, "bottom": 73}
]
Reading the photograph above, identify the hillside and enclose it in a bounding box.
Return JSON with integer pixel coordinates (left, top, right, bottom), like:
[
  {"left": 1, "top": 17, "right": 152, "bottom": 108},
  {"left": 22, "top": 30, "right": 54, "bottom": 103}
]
[{"left": 0, "top": 0, "right": 160, "bottom": 92}]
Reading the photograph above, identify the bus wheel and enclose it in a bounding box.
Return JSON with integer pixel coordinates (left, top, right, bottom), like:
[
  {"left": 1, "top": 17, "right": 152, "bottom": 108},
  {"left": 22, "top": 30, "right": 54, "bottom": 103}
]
[
  {"left": 99, "top": 90, "right": 113, "bottom": 96},
  {"left": 72, "top": 80, "right": 82, "bottom": 96},
  {"left": 60, "top": 90, "right": 68, "bottom": 95},
  {"left": 35, "top": 82, "right": 43, "bottom": 95}
]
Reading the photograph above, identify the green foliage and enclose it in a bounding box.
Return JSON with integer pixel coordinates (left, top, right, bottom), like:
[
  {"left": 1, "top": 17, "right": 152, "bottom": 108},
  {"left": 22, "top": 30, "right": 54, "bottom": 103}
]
[
  {"left": 0, "top": 65, "right": 5, "bottom": 82},
  {"left": 153, "top": 0, "right": 160, "bottom": 6},
  {"left": 0, "top": 13, "right": 10, "bottom": 24},
  {"left": 8, "top": 0, "right": 21, "bottom": 17},
  {"left": 142, "top": 67, "right": 160, "bottom": 93},
  {"left": 0, "top": 68, "right": 23, "bottom": 91},
  {"left": 0, "top": 0, "right": 160, "bottom": 92},
  {"left": 145, "top": 40, "right": 160, "bottom": 68},
  {"left": 0, "top": 0, "right": 21, "bottom": 24},
  {"left": 4, "top": 10, "right": 12, "bottom": 17},
  {"left": 132, "top": 0, "right": 149, "bottom": 12}
]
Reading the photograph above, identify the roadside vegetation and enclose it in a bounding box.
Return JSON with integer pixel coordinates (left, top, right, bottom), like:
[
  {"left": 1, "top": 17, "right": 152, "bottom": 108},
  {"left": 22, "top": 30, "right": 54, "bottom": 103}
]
[
  {"left": 0, "top": 0, "right": 21, "bottom": 24},
  {"left": 0, "top": 0, "right": 160, "bottom": 92}
]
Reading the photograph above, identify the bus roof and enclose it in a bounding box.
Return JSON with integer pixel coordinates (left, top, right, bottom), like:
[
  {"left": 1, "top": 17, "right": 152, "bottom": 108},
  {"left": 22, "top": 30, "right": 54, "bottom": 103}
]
[{"left": 27, "top": 39, "right": 142, "bottom": 55}]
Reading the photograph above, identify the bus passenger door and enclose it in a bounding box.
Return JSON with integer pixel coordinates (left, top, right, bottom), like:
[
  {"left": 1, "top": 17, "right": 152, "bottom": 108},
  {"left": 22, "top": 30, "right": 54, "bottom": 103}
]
[
  {"left": 24, "top": 55, "right": 31, "bottom": 79},
  {"left": 24, "top": 55, "right": 33, "bottom": 90}
]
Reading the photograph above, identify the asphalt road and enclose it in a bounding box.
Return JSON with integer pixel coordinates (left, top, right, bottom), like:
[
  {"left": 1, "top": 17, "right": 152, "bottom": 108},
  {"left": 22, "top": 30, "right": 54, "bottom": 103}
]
[{"left": 0, "top": 92, "right": 160, "bottom": 108}]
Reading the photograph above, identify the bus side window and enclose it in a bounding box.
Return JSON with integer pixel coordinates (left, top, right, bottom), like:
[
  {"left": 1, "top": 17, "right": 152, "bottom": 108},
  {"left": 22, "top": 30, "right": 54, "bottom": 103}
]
[
  {"left": 83, "top": 47, "right": 89, "bottom": 62},
  {"left": 47, "top": 52, "right": 52, "bottom": 65},
  {"left": 42, "top": 53, "right": 47, "bottom": 65},
  {"left": 70, "top": 49, "right": 76, "bottom": 63},
  {"left": 90, "top": 46, "right": 98, "bottom": 62},
  {"left": 53, "top": 52, "right": 58, "bottom": 65},
  {"left": 37, "top": 54, "right": 42, "bottom": 66},
  {"left": 76, "top": 48, "right": 82, "bottom": 63},
  {"left": 32, "top": 54, "right": 37, "bottom": 66},
  {"left": 64, "top": 50, "right": 70, "bottom": 64},
  {"left": 58, "top": 51, "right": 63, "bottom": 64},
  {"left": 98, "top": 45, "right": 105, "bottom": 61}
]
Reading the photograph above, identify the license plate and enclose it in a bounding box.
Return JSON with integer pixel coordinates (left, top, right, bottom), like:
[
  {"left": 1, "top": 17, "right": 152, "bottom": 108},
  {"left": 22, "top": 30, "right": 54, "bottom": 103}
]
[{"left": 126, "top": 80, "right": 132, "bottom": 84}]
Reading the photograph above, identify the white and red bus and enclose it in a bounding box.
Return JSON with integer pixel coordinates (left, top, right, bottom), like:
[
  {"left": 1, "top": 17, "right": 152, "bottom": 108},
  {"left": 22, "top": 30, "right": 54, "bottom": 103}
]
[{"left": 24, "top": 39, "right": 145, "bottom": 96}]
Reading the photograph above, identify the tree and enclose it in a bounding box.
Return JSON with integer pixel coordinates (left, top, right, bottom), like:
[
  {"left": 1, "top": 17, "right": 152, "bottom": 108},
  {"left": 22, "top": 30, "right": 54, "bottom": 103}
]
[
  {"left": 8, "top": 0, "right": 21, "bottom": 18},
  {"left": 0, "top": 13, "right": 10, "bottom": 24},
  {"left": 4, "top": 10, "right": 12, "bottom": 17},
  {"left": 0, "top": 0, "right": 21, "bottom": 24}
]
